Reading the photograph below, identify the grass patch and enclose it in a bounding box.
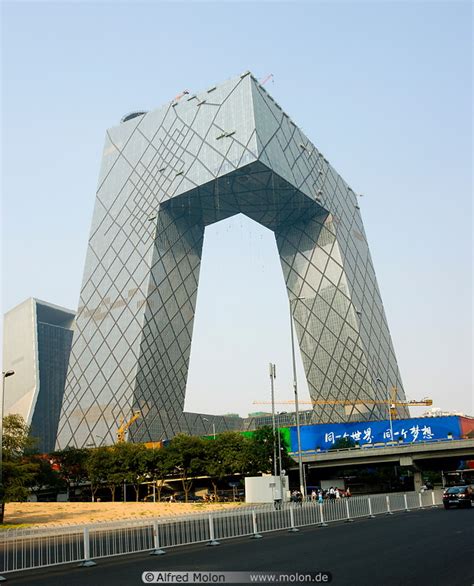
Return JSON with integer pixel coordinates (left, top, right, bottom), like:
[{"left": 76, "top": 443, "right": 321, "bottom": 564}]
[{"left": 0, "top": 523, "right": 32, "bottom": 531}]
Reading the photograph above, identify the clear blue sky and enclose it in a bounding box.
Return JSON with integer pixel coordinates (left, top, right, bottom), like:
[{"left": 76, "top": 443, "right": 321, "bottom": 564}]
[{"left": 1, "top": 1, "right": 472, "bottom": 417}]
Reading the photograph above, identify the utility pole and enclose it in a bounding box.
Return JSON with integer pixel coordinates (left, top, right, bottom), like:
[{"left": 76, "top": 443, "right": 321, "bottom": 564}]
[
  {"left": 203, "top": 417, "right": 216, "bottom": 440},
  {"left": 376, "top": 377, "right": 394, "bottom": 442},
  {"left": 388, "top": 387, "right": 395, "bottom": 442},
  {"left": 269, "top": 363, "right": 277, "bottom": 480},
  {"left": 277, "top": 411, "right": 287, "bottom": 502}
]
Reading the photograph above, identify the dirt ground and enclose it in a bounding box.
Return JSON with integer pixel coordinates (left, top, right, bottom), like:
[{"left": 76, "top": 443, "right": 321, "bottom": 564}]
[{"left": 4, "top": 501, "right": 242, "bottom": 528}]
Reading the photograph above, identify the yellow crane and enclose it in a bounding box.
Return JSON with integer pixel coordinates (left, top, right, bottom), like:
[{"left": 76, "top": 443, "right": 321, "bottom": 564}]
[
  {"left": 116, "top": 411, "right": 141, "bottom": 443},
  {"left": 253, "top": 388, "right": 432, "bottom": 420}
]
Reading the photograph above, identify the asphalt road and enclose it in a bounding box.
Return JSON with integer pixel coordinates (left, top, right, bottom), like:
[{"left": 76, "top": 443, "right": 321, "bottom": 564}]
[{"left": 3, "top": 508, "right": 473, "bottom": 586}]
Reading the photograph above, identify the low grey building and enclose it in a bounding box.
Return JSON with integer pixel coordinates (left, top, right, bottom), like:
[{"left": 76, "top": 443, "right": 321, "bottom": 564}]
[{"left": 2, "top": 298, "right": 75, "bottom": 453}]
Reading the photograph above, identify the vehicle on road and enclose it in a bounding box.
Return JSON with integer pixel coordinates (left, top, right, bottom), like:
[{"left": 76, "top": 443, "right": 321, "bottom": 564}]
[{"left": 442, "top": 485, "right": 474, "bottom": 509}]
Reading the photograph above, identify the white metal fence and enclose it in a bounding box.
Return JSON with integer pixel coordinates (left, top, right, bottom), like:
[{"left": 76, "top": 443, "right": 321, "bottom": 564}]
[{"left": 0, "top": 490, "right": 443, "bottom": 575}]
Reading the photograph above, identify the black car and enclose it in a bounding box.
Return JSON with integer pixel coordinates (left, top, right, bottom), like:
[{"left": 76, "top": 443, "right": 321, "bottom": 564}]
[{"left": 442, "top": 485, "right": 474, "bottom": 509}]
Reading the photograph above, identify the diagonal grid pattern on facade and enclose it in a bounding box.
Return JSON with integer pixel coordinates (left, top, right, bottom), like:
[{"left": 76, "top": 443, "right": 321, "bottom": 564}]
[{"left": 56, "top": 72, "right": 408, "bottom": 448}]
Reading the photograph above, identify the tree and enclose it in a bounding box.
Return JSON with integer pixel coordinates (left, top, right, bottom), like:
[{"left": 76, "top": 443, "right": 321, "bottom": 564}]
[
  {"left": 144, "top": 448, "right": 173, "bottom": 502},
  {"left": 2, "top": 414, "right": 36, "bottom": 455},
  {"left": 203, "top": 432, "right": 247, "bottom": 499},
  {"left": 114, "top": 443, "right": 149, "bottom": 501},
  {"left": 51, "top": 447, "right": 89, "bottom": 500},
  {"left": 329, "top": 437, "right": 356, "bottom": 450},
  {"left": 1, "top": 415, "right": 39, "bottom": 523},
  {"left": 167, "top": 434, "right": 206, "bottom": 502},
  {"left": 86, "top": 447, "right": 119, "bottom": 501},
  {"left": 29, "top": 455, "right": 65, "bottom": 498},
  {"left": 244, "top": 426, "right": 293, "bottom": 476}
]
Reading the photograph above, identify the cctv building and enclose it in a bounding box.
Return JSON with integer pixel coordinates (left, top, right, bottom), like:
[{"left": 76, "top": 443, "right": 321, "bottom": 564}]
[{"left": 55, "top": 72, "right": 408, "bottom": 449}]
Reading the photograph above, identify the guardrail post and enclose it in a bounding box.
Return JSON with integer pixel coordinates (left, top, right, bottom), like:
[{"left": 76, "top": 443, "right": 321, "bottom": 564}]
[
  {"left": 207, "top": 514, "right": 220, "bottom": 546},
  {"left": 319, "top": 504, "right": 328, "bottom": 527},
  {"left": 418, "top": 493, "right": 423, "bottom": 509},
  {"left": 367, "top": 497, "right": 375, "bottom": 518},
  {"left": 386, "top": 495, "right": 393, "bottom": 515},
  {"left": 345, "top": 498, "right": 354, "bottom": 522},
  {"left": 250, "top": 510, "right": 262, "bottom": 539},
  {"left": 288, "top": 506, "right": 299, "bottom": 532},
  {"left": 150, "top": 520, "right": 166, "bottom": 555},
  {"left": 79, "top": 527, "right": 96, "bottom": 567},
  {"left": 404, "top": 494, "right": 410, "bottom": 512}
]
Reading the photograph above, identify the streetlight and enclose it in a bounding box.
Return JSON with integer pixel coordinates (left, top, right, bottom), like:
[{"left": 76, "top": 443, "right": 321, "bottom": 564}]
[
  {"left": 289, "top": 296, "right": 306, "bottom": 499},
  {"left": 376, "top": 377, "right": 393, "bottom": 442},
  {"left": 1, "top": 370, "right": 15, "bottom": 524},
  {"left": 202, "top": 418, "right": 216, "bottom": 439}
]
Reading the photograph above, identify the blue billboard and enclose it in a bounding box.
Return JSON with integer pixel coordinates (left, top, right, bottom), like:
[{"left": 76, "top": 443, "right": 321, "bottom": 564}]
[{"left": 289, "top": 416, "right": 462, "bottom": 452}]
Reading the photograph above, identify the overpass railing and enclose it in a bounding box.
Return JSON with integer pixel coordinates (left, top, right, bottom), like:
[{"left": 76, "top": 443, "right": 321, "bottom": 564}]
[
  {"left": 294, "top": 437, "right": 471, "bottom": 457},
  {"left": 0, "top": 489, "right": 443, "bottom": 576}
]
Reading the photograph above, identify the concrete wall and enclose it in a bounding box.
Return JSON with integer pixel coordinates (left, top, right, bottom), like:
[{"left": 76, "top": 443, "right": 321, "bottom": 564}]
[{"left": 3, "top": 298, "right": 38, "bottom": 423}]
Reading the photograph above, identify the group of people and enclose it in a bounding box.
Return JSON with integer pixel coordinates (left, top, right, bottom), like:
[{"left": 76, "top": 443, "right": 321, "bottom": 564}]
[
  {"left": 203, "top": 493, "right": 218, "bottom": 502},
  {"left": 290, "top": 490, "right": 303, "bottom": 504},
  {"left": 276, "top": 486, "right": 352, "bottom": 507},
  {"left": 310, "top": 487, "right": 351, "bottom": 502}
]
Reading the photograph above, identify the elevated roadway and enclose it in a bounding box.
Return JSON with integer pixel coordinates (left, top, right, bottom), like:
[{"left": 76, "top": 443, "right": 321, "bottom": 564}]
[{"left": 296, "top": 439, "right": 474, "bottom": 468}]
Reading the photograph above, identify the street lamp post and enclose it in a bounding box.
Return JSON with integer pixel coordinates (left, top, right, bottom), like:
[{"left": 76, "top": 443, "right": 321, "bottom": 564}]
[
  {"left": 203, "top": 418, "right": 216, "bottom": 439},
  {"left": 376, "top": 377, "right": 393, "bottom": 442},
  {"left": 289, "top": 296, "right": 306, "bottom": 499},
  {"left": 277, "top": 411, "right": 287, "bottom": 502},
  {"left": 269, "top": 363, "right": 277, "bottom": 481},
  {"left": 1, "top": 370, "right": 15, "bottom": 524}
]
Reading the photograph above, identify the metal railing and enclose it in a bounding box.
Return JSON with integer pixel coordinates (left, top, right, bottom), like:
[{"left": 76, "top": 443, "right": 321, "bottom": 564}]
[{"left": 0, "top": 490, "right": 443, "bottom": 575}]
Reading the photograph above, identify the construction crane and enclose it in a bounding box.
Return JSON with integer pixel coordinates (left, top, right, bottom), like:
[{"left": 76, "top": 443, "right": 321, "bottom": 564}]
[
  {"left": 253, "top": 389, "right": 433, "bottom": 420},
  {"left": 116, "top": 411, "right": 141, "bottom": 443}
]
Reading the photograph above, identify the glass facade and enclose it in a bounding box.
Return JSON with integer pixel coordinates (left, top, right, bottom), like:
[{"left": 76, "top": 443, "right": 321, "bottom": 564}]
[
  {"left": 56, "top": 72, "right": 408, "bottom": 449},
  {"left": 31, "top": 322, "right": 73, "bottom": 452}
]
